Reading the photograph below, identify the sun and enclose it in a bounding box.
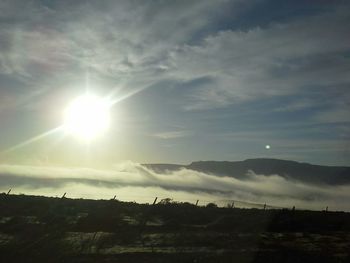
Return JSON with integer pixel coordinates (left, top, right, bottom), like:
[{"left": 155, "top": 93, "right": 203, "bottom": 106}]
[{"left": 63, "top": 94, "right": 111, "bottom": 141}]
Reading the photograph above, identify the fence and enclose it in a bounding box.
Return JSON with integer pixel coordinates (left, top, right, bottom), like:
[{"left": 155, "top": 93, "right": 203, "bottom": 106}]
[{"left": 1, "top": 188, "right": 330, "bottom": 212}]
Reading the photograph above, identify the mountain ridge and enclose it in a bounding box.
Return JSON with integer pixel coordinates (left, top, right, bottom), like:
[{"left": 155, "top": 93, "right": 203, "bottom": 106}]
[{"left": 143, "top": 158, "right": 350, "bottom": 185}]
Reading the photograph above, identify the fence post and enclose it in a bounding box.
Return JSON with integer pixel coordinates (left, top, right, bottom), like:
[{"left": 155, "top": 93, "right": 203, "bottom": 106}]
[
  {"left": 152, "top": 197, "right": 158, "bottom": 205},
  {"left": 61, "top": 192, "right": 66, "bottom": 198},
  {"left": 195, "top": 200, "right": 199, "bottom": 206}
]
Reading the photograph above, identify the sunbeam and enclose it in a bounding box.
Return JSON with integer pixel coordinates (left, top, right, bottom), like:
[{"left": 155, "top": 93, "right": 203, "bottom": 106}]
[{"left": 1, "top": 126, "right": 64, "bottom": 154}]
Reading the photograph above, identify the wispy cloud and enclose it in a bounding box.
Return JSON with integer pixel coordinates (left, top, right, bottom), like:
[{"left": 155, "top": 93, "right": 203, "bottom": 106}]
[
  {"left": 153, "top": 131, "right": 193, "bottom": 139},
  {"left": 2, "top": 1, "right": 348, "bottom": 112},
  {"left": 169, "top": 7, "right": 350, "bottom": 111}
]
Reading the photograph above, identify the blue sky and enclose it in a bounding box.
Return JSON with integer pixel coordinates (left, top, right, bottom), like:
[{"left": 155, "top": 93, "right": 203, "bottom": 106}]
[{"left": 0, "top": 0, "right": 349, "bottom": 166}]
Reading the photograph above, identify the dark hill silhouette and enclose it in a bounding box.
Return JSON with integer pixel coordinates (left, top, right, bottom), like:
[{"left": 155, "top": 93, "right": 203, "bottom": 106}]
[{"left": 144, "top": 158, "right": 350, "bottom": 185}]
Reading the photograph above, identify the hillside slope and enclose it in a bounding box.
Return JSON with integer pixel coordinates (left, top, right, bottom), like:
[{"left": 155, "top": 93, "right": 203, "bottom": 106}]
[{"left": 144, "top": 158, "right": 350, "bottom": 185}]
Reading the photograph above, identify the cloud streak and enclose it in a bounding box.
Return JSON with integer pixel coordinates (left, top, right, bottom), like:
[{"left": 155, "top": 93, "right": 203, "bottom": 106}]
[{"left": 153, "top": 131, "right": 193, "bottom": 139}]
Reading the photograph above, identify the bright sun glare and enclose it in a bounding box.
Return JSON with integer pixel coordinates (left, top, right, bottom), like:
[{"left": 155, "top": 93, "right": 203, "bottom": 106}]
[{"left": 64, "top": 94, "right": 111, "bottom": 141}]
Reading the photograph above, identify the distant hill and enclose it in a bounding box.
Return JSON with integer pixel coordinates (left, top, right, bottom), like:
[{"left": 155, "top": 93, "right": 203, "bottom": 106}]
[{"left": 144, "top": 158, "right": 350, "bottom": 185}]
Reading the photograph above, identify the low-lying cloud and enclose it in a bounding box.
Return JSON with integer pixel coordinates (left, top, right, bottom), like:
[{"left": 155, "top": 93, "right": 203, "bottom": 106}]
[{"left": 1, "top": 162, "right": 350, "bottom": 211}]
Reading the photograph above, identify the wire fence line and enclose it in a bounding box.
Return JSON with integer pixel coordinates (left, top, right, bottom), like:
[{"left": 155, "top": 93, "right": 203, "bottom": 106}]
[{"left": 1, "top": 188, "right": 307, "bottom": 211}]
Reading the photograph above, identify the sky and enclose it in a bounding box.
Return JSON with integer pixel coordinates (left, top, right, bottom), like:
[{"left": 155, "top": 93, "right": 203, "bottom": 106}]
[
  {"left": 0, "top": 0, "right": 350, "bottom": 167},
  {"left": 0, "top": 0, "right": 350, "bottom": 208}
]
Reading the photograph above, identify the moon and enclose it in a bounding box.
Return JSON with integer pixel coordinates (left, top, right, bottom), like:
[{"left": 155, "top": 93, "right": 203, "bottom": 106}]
[
  {"left": 265, "top": 145, "right": 271, "bottom": 149},
  {"left": 63, "top": 94, "right": 111, "bottom": 141}
]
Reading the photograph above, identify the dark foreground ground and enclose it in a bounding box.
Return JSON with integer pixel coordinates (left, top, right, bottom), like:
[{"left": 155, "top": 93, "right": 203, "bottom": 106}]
[{"left": 0, "top": 194, "right": 350, "bottom": 262}]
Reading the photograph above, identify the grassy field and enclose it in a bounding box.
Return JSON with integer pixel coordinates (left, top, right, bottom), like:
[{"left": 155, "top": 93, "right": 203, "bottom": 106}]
[{"left": 0, "top": 193, "right": 349, "bottom": 262}]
